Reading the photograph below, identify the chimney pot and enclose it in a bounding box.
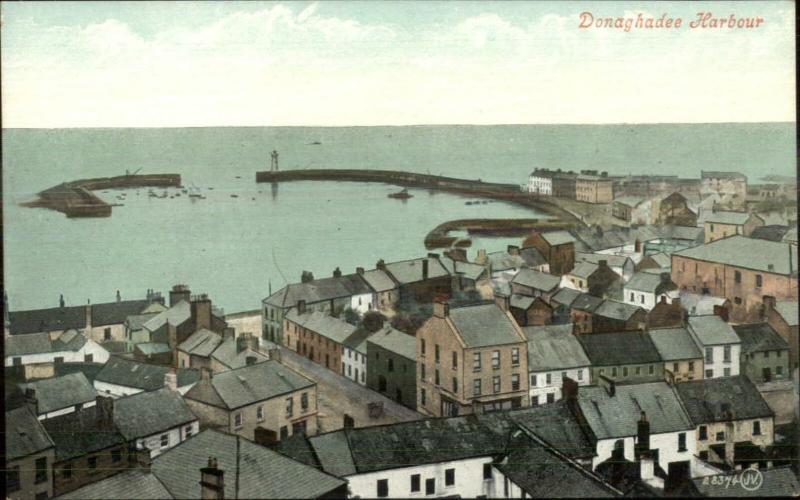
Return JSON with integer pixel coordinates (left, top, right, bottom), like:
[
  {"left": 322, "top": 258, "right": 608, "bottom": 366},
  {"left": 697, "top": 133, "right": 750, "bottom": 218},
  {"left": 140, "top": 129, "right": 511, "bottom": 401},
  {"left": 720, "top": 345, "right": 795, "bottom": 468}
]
[
  {"left": 333, "top": 267, "right": 342, "bottom": 278},
  {"left": 433, "top": 298, "right": 449, "bottom": 318},
  {"left": 59, "top": 294, "right": 65, "bottom": 308},
  {"left": 356, "top": 267, "right": 365, "bottom": 275}
]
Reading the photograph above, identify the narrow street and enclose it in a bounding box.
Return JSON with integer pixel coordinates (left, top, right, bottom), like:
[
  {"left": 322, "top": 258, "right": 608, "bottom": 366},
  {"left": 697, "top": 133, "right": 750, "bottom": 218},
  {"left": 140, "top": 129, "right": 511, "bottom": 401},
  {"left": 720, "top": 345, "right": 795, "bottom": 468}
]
[{"left": 274, "top": 344, "right": 423, "bottom": 433}]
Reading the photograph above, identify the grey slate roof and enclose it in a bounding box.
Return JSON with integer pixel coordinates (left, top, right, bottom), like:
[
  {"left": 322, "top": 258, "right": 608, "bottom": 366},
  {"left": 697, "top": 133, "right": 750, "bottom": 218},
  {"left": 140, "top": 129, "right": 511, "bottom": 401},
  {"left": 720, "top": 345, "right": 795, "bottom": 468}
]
[
  {"left": 92, "top": 299, "right": 151, "bottom": 326},
  {"left": 522, "top": 323, "right": 590, "bottom": 371},
  {"left": 551, "top": 287, "right": 581, "bottom": 307},
  {"left": 702, "top": 171, "right": 746, "bottom": 180},
  {"left": 366, "top": 325, "right": 416, "bottom": 360},
  {"left": 675, "top": 375, "right": 774, "bottom": 425},
  {"left": 54, "top": 362, "right": 106, "bottom": 383},
  {"left": 782, "top": 227, "right": 798, "bottom": 244},
  {"left": 577, "top": 331, "right": 661, "bottom": 366},
  {"left": 487, "top": 251, "right": 526, "bottom": 272},
  {"left": 688, "top": 315, "right": 741, "bottom": 345},
  {"left": 624, "top": 272, "right": 674, "bottom": 294},
  {"left": 384, "top": 257, "right": 450, "bottom": 284},
  {"left": 511, "top": 268, "right": 561, "bottom": 292},
  {"left": 4, "top": 329, "right": 89, "bottom": 357},
  {"left": 704, "top": 211, "right": 753, "bottom": 225},
  {"left": 649, "top": 328, "right": 703, "bottom": 361},
  {"left": 135, "top": 342, "right": 171, "bottom": 355},
  {"left": 647, "top": 252, "right": 671, "bottom": 268},
  {"left": 674, "top": 235, "right": 797, "bottom": 275},
  {"left": 448, "top": 303, "right": 524, "bottom": 348},
  {"left": 184, "top": 360, "right": 313, "bottom": 410},
  {"left": 569, "top": 261, "right": 600, "bottom": 279},
  {"left": 440, "top": 257, "right": 487, "bottom": 281},
  {"left": 8, "top": 305, "right": 86, "bottom": 335},
  {"left": 126, "top": 313, "right": 159, "bottom": 332},
  {"left": 733, "top": 323, "right": 789, "bottom": 354},
  {"left": 308, "top": 430, "right": 356, "bottom": 476},
  {"left": 284, "top": 309, "right": 357, "bottom": 344},
  {"left": 691, "top": 465, "right": 800, "bottom": 497},
  {"left": 510, "top": 294, "right": 536, "bottom": 310},
  {"left": 578, "top": 382, "right": 693, "bottom": 439},
  {"left": 152, "top": 429, "right": 345, "bottom": 499},
  {"left": 679, "top": 292, "right": 729, "bottom": 316},
  {"left": 42, "top": 405, "right": 127, "bottom": 461},
  {"left": 342, "top": 328, "right": 375, "bottom": 354},
  {"left": 576, "top": 252, "right": 631, "bottom": 270},
  {"left": 360, "top": 269, "right": 397, "bottom": 292},
  {"left": 19, "top": 373, "right": 97, "bottom": 414},
  {"left": 508, "top": 402, "right": 596, "bottom": 460},
  {"left": 6, "top": 406, "right": 54, "bottom": 461},
  {"left": 520, "top": 246, "right": 548, "bottom": 268},
  {"left": 210, "top": 338, "right": 269, "bottom": 370},
  {"left": 57, "top": 470, "right": 173, "bottom": 499},
  {"left": 750, "top": 225, "right": 791, "bottom": 242},
  {"left": 571, "top": 293, "right": 603, "bottom": 313},
  {"left": 595, "top": 299, "right": 644, "bottom": 321},
  {"left": 264, "top": 272, "right": 374, "bottom": 308},
  {"left": 95, "top": 357, "right": 201, "bottom": 391},
  {"left": 178, "top": 328, "right": 222, "bottom": 356},
  {"left": 541, "top": 230, "right": 576, "bottom": 246},
  {"left": 773, "top": 301, "right": 798, "bottom": 326},
  {"left": 142, "top": 300, "right": 191, "bottom": 332},
  {"left": 613, "top": 196, "right": 644, "bottom": 208},
  {"left": 113, "top": 387, "right": 197, "bottom": 440}
]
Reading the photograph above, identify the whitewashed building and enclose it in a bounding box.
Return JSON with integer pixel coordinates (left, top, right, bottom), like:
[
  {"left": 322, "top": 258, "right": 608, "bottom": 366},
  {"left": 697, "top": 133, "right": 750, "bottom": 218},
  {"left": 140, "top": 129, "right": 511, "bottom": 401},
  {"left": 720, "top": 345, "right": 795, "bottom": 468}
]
[
  {"left": 4, "top": 329, "right": 110, "bottom": 370},
  {"left": 687, "top": 315, "right": 741, "bottom": 379},
  {"left": 342, "top": 330, "right": 371, "bottom": 386},
  {"left": 623, "top": 272, "right": 679, "bottom": 311},
  {"left": 521, "top": 324, "right": 591, "bottom": 406},
  {"left": 527, "top": 169, "right": 555, "bottom": 195}
]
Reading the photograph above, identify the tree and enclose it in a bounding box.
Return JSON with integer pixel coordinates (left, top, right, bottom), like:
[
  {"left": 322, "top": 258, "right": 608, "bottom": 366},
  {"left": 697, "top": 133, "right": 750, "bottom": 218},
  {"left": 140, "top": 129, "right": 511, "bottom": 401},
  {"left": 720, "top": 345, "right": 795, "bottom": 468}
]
[{"left": 361, "top": 311, "right": 386, "bottom": 332}]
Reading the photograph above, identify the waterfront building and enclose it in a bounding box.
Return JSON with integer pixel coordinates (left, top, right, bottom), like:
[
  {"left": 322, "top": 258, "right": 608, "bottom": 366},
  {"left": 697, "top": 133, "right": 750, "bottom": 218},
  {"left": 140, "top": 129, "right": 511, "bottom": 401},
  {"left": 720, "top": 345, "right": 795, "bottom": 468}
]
[
  {"left": 522, "top": 323, "right": 591, "bottom": 406},
  {"left": 686, "top": 315, "right": 741, "bottom": 379},
  {"left": 527, "top": 168, "right": 555, "bottom": 195},
  {"left": 416, "top": 300, "right": 529, "bottom": 417},
  {"left": 612, "top": 196, "right": 649, "bottom": 224},
  {"left": 732, "top": 323, "right": 790, "bottom": 384},
  {"left": 623, "top": 272, "right": 679, "bottom": 311},
  {"left": 576, "top": 173, "right": 614, "bottom": 204},
  {"left": 657, "top": 192, "right": 697, "bottom": 227},
  {"left": 366, "top": 324, "right": 417, "bottom": 409},
  {"left": 703, "top": 210, "right": 764, "bottom": 243},
  {"left": 577, "top": 331, "right": 663, "bottom": 384},
  {"left": 5, "top": 406, "right": 55, "bottom": 500},
  {"left": 283, "top": 306, "right": 356, "bottom": 378},
  {"left": 700, "top": 171, "right": 747, "bottom": 209},
  {"left": 177, "top": 329, "right": 267, "bottom": 373},
  {"left": 551, "top": 170, "right": 579, "bottom": 199},
  {"left": 383, "top": 254, "right": 454, "bottom": 304},
  {"left": 358, "top": 266, "right": 400, "bottom": 312},
  {"left": 648, "top": 327, "right": 704, "bottom": 382}
]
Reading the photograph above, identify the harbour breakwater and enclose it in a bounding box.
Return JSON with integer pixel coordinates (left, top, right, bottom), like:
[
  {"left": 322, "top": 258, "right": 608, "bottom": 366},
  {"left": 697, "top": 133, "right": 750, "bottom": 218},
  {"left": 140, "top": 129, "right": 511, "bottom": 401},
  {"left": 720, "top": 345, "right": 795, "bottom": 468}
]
[
  {"left": 256, "top": 169, "right": 585, "bottom": 249},
  {"left": 22, "top": 174, "right": 181, "bottom": 218}
]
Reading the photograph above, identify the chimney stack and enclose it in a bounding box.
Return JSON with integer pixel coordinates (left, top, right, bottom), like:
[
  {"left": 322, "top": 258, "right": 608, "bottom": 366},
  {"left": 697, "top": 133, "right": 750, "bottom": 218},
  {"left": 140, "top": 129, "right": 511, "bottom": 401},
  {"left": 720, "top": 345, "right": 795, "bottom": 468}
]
[
  {"left": 598, "top": 259, "right": 608, "bottom": 269},
  {"left": 223, "top": 327, "right": 235, "bottom": 341},
  {"left": 95, "top": 395, "right": 114, "bottom": 425},
  {"left": 164, "top": 368, "right": 178, "bottom": 393},
  {"left": 422, "top": 259, "right": 429, "bottom": 280},
  {"left": 85, "top": 303, "right": 93, "bottom": 331},
  {"left": 59, "top": 294, "right": 65, "bottom": 308},
  {"left": 24, "top": 388, "right": 38, "bottom": 415},
  {"left": 598, "top": 374, "right": 615, "bottom": 397},
  {"left": 562, "top": 376, "right": 579, "bottom": 403},
  {"left": 246, "top": 355, "right": 257, "bottom": 366},
  {"left": 433, "top": 298, "right": 449, "bottom": 318},
  {"left": 191, "top": 294, "right": 212, "bottom": 331},
  {"left": 640, "top": 453, "right": 655, "bottom": 481},
  {"left": 200, "top": 457, "right": 225, "bottom": 500},
  {"left": 301, "top": 271, "right": 314, "bottom": 283},
  {"left": 297, "top": 300, "right": 306, "bottom": 315},
  {"left": 507, "top": 245, "right": 520, "bottom": 256},
  {"left": 170, "top": 285, "right": 191, "bottom": 307},
  {"left": 636, "top": 411, "right": 650, "bottom": 458},
  {"left": 356, "top": 267, "right": 365, "bottom": 275},
  {"left": 376, "top": 259, "right": 386, "bottom": 271},
  {"left": 333, "top": 267, "right": 342, "bottom": 278},
  {"left": 116, "top": 290, "right": 121, "bottom": 303},
  {"left": 343, "top": 414, "right": 355, "bottom": 430},
  {"left": 201, "top": 368, "right": 212, "bottom": 381}
]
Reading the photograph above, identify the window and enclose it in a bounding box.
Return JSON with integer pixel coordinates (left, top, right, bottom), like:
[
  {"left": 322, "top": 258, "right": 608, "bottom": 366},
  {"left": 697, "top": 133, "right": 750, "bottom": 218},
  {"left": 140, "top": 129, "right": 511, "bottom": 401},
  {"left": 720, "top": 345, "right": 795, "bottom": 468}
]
[
  {"left": 473, "top": 379, "right": 481, "bottom": 396},
  {"left": 377, "top": 479, "right": 389, "bottom": 498},
  {"left": 185, "top": 424, "right": 194, "bottom": 438},
  {"left": 411, "top": 474, "right": 421, "bottom": 492},
  {"left": 547, "top": 392, "right": 555, "bottom": 403},
  {"left": 387, "top": 358, "right": 394, "bottom": 372},
  {"left": 764, "top": 351, "right": 770, "bottom": 359},
  {"left": 756, "top": 275, "right": 762, "bottom": 287},
  {"left": 452, "top": 351, "right": 458, "bottom": 370},
  {"left": 699, "top": 450, "right": 709, "bottom": 461},
  {"left": 531, "top": 374, "right": 537, "bottom": 387},
  {"left": 286, "top": 397, "right": 293, "bottom": 417},
  {"left": 435, "top": 369, "right": 440, "bottom": 386},
  {"left": 160, "top": 433, "right": 170, "bottom": 447},
  {"left": 7, "top": 466, "right": 20, "bottom": 492},
  {"left": 640, "top": 294, "right": 645, "bottom": 304},
  {"left": 492, "top": 350, "right": 500, "bottom": 369},
  {"left": 776, "top": 365, "right": 784, "bottom": 377},
  {"left": 104, "top": 327, "right": 112, "bottom": 341},
  {"left": 623, "top": 367, "right": 628, "bottom": 377},
  {"left": 301, "top": 392, "right": 309, "bottom": 411},
  {"left": 734, "top": 271, "right": 741, "bottom": 283},
  {"left": 421, "top": 363, "right": 426, "bottom": 380},
  {"left": 649, "top": 364, "right": 654, "bottom": 375},
  {"left": 545, "top": 373, "right": 552, "bottom": 385},
  {"left": 493, "top": 376, "right": 501, "bottom": 393},
  {"left": 724, "top": 367, "right": 731, "bottom": 377},
  {"left": 420, "top": 388, "right": 426, "bottom": 406},
  {"left": 735, "top": 297, "right": 742, "bottom": 305},
  {"left": 54, "top": 356, "right": 64, "bottom": 364},
  {"left": 88, "top": 456, "right": 98, "bottom": 470},
  {"left": 379, "top": 375, "right": 387, "bottom": 392},
  {"left": 85, "top": 354, "right": 94, "bottom": 362},
  {"left": 511, "top": 348, "right": 519, "bottom": 366},
  {"left": 445, "top": 468, "right": 455, "bottom": 486},
  {"left": 532, "top": 395, "right": 539, "bottom": 406},
  {"left": 599, "top": 368, "right": 605, "bottom": 376},
  {"left": 630, "top": 292, "right": 635, "bottom": 301},
  {"left": 452, "top": 377, "right": 458, "bottom": 393},
  {"left": 421, "top": 339, "right": 426, "bottom": 356},
  {"left": 753, "top": 421, "right": 762, "bottom": 435},
  {"left": 511, "top": 374, "right": 520, "bottom": 391},
  {"left": 280, "top": 426, "right": 288, "bottom": 439},
  {"left": 435, "top": 344, "right": 440, "bottom": 363},
  {"left": 777, "top": 350, "right": 782, "bottom": 357},
  {"left": 35, "top": 457, "right": 47, "bottom": 484},
  {"left": 673, "top": 363, "right": 679, "bottom": 373},
  {"left": 61, "top": 463, "right": 72, "bottom": 480},
  {"left": 612, "top": 367, "right": 618, "bottom": 377},
  {"left": 483, "top": 463, "right": 493, "bottom": 480},
  {"left": 426, "top": 478, "right": 436, "bottom": 495},
  {"left": 678, "top": 432, "right": 687, "bottom": 452},
  {"left": 257, "top": 405, "right": 264, "bottom": 422},
  {"left": 699, "top": 425, "right": 708, "bottom": 440},
  {"left": 504, "top": 477, "right": 509, "bottom": 497},
  {"left": 111, "top": 448, "right": 122, "bottom": 462},
  {"left": 705, "top": 347, "right": 714, "bottom": 362},
  {"left": 689, "top": 361, "right": 695, "bottom": 372},
  {"left": 473, "top": 352, "right": 481, "bottom": 371},
  {"left": 723, "top": 346, "right": 731, "bottom": 363},
  {"left": 716, "top": 431, "right": 725, "bottom": 441},
  {"left": 706, "top": 369, "right": 714, "bottom": 378},
  {"left": 577, "top": 370, "right": 583, "bottom": 381}
]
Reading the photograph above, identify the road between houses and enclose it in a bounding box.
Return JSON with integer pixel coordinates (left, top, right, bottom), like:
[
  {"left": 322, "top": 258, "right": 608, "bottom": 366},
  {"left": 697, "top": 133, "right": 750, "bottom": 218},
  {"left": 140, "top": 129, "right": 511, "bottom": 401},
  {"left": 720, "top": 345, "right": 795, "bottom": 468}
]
[{"left": 275, "top": 344, "right": 424, "bottom": 432}]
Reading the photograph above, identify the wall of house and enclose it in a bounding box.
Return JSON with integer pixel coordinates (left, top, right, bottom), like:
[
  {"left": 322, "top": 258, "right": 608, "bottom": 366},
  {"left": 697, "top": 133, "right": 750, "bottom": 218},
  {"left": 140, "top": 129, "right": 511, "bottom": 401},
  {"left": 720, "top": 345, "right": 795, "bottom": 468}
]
[
  {"left": 695, "top": 417, "right": 774, "bottom": 455},
  {"left": 134, "top": 420, "right": 200, "bottom": 458},
  {"left": 350, "top": 293, "right": 375, "bottom": 315},
  {"left": 704, "top": 222, "right": 742, "bottom": 243},
  {"left": 38, "top": 400, "right": 96, "bottom": 421},
  {"left": 741, "top": 348, "right": 790, "bottom": 384},
  {"left": 528, "top": 175, "right": 553, "bottom": 195},
  {"left": 5, "top": 340, "right": 109, "bottom": 367},
  {"left": 345, "top": 456, "right": 500, "bottom": 499},
  {"left": 664, "top": 359, "right": 703, "bottom": 383},
  {"left": 283, "top": 319, "right": 344, "bottom": 375},
  {"left": 225, "top": 386, "right": 318, "bottom": 442},
  {"left": 766, "top": 312, "right": 799, "bottom": 372},
  {"left": 593, "top": 437, "right": 636, "bottom": 469},
  {"left": 592, "top": 310, "right": 647, "bottom": 334},
  {"left": 93, "top": 380, "right": 144, "bottom": 398},
  {"left": 591, "top": 363, "right": 663, "bottom": 384},
  {"left": 224, "top": 310, "right": 262, "bottom": 338},
  {"left": 88, "top": 323, "right": 126, "bottom": 343},
  {"left": 376, "top": 290, "right": 398, "bottom": 312},
  {"left": 6, "top": 449, "right": 55, "bottom": 500},
  {"left": 53, "top": 444, "right": 132, "bottom": 496},
  {"left": 367, "top": 343, "right": 417, "bottom": 410},
  {"left": 529, "top": 367, "right": 589, "bottom": 405},
  {"left": 702, "top": 344, "right": 741, "bottom": 379},
  {"left": 570, "top": 310, "right": 593, "bottom": 334},
  {"left": 649, "top": 430, "right": 696, "bottom": 471},
  {"left": 184, "top": 399, "right": 229, "bottom": 432},
  {"left": 342, "top": 347, "right": 368, "bottom": 385}
]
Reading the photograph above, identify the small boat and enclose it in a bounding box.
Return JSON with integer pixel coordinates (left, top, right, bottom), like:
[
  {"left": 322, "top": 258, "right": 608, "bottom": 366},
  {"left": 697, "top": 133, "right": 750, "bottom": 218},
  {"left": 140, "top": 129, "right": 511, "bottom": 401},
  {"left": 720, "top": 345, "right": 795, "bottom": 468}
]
[
  {"left": 309, "top": 141, "right": 322, "bottom": 145},
  {"left": 230, "top": 194, "right": 239, "bottom": 198},
  {"left": 208, "top": 187, "right": 214, "bottom": 190},
  {"left": 175, "top": 193, "right": 181, "bottom": 197},
  {"left": 388, "top": 188, "right": 413, "bottom": 200},
  {"left": 235, "top": 176, "right": 241, "bottom": 179},
  {"left": 465, "top": 201, "right": 473, "bottom": 205}
]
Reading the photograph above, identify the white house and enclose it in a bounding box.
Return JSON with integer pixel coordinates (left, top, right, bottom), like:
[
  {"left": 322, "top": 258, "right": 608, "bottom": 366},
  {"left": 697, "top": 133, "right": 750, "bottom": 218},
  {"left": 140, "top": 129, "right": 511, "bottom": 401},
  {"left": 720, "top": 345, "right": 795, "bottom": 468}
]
[
  {"left": 19, "top": 372, "right": 98, "bottom": 420},
  {"left": 4, "top": 329, "right": 110, "bottom": 368},
  {"left": 94, "top": 356, "right": 201, "bottom": 398},
  {"left": 576, "top": 252, "right": 635, "bottom": 283},
  {"left": 342, "top": 329, "right": 371, "bottom": 386},
  {"left": 521, "top": 323, "right": 591, "bottom": 406},
  {"left": 113, "top": 385, "right": 200, "bottom": 458},
  {"left": 527, "top": 169, "right": 555, "bottom": 195},
  {"left": 687, "top": 315, "right": 741, "bottom": 379},
  {"left": 574, "top": 380, "right": 696, "bottom": 472},
  {"left": 623, "top": 272, "right": 679, "bottom": 311}
]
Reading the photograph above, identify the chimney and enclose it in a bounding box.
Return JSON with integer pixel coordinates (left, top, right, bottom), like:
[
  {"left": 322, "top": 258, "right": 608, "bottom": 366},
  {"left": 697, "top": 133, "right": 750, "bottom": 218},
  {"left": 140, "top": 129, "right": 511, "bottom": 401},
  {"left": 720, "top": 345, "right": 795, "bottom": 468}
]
[
  {"left": 24, "top": 388, "right": 38, "bottom": 415},
  {"left": 636, "top": 411, "right": 651, "bottom": 457},
  {"left": 768, "top": 264, "right": 774, "bottom": 272},
  {"left": 200, "top": 457, "right": 225, "bottom": 500},
  {"left": 422, "top": 259, "right": 429, "bottom": 280},
  {"left": 236, "top": 335, "right": 250, "bottom": 354},
  {"left": 164, "top": 368, "right": 178, "bottom": 393},
  {"left": 170, "top": 285, "right": 191, "bottom": 307},
  {"left": 223, "top": 327, "right": 235, "bottom": 341},
  {"left": 167, "top": 321, "right": 178, "bottom": 367},
  {"left": 507, "top": 245, "right": 520, "bottom": 256},
  {"left": 191, "top": 294, "right": 212, "bottom": 331},
  {"left": 59, "top": 294, "right": 65, "bottom": 308},
  {"left": 562, "top": 376, "right": 579, "bottom": 403},
  {"left": 634, "top": 239, "right": 641, "bottom": 253},
  {"left": 246, "top": 355, "right": 257, "bottom": 366},
  {"left": 254, "top": 427, "right": 278, "bottom": 447},
  {"left": 598, "top": 259, "right": 608, "bottom": 269},
  {"left": 343, "top": 414, "right": 355, "bottom": 430},
  {"left": 376, "top": 259, "right": 386, "bottom": 271},
  {"left": 660, "top": 272, "right": 672, "bottom": 284},
  {"left": 356, "top": 267, "right": 365, "bottom": 275},
  {"left": 433, "top": 298, "right": 449, "bottom": 318},
  {"left": 95, "top": 395, "right": 114, "bottom": 425},
  {"left": 116, "top": 290, "right": 121, "bottom": 302},
  {"left": 427, "top": 252, "right": 440, "bottom": 259},
  {"left": 267, "top": 347, "right": 281, "bottom": 362},
  {"left": 201, "top": 368, "right": 212, "bottom": 381},
  {"left": 333, "top": 267, "right": 342, "bottom": 278},
  {"left": 85, "top": 303, "right": 93, "bottom": 331},
  {"left": 475, "top": 249, "right": 488, "bottom": 265},
  {"left": 659, "top": 295, "right": 667, "bottom": 305},
  {"left": 297, "top": 300, "right": 306, "bottom": 315},
  {"left": 672, "top": 297, "right": 681, "bottom": 309},
  {"left": 598, "top": 374, "right": 615, "bottom": 397},
  {"left": 301, "top": 271, "right": 314, "bottom": 283},
  {"left": 131, "top": 447, "right": 152, "bottom": 471}
]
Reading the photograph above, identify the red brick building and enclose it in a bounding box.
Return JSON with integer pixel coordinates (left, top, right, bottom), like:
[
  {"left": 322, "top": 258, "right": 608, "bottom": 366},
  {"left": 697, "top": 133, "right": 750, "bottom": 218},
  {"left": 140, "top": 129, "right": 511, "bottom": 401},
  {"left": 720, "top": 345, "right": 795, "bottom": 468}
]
[{"left": 523, "top": 230, "right": 576, "bottom": 275}]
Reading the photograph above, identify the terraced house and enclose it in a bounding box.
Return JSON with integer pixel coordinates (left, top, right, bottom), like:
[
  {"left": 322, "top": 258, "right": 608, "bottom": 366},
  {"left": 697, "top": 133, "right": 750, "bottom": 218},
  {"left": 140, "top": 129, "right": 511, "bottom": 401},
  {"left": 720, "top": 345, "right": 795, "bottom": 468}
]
[
  {"left": 522, "top": 323, "right": 591, "bottom": 406},
  {"left": 686, "top": 315, "right": 741, "bottom": 379},
  {"left": 416, "top": 300, "right": 529, "bottom": 417},
  {"left": 578, "top": 331, "right": 664, "bottom": 384},
  {"left": 5, "top": 406, "right": 55, "bottom": 500},
  {"left": 648, "top": 327, "right": 704, "bottom": 382}
]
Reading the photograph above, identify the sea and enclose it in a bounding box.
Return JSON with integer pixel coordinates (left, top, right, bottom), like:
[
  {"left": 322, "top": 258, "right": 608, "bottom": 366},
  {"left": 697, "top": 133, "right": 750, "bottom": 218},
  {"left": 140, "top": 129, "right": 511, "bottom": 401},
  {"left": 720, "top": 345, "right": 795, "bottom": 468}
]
[{"left": 2, "top": 123, "right": 795, "bottom": 314}]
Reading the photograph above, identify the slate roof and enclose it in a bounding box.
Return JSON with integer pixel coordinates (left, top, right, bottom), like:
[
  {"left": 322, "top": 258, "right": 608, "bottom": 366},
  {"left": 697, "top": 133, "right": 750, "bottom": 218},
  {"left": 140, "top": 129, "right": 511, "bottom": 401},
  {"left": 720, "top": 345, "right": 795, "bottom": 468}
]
[
  {"left": 126, "top": 313, "right": 160, "bottom": 332},
  {"left": 178, "top": 328, "right": 222, "bottom": 356},
  {"left": 342, "top": 328, "right": 375, "bottom": 354},
  {"left": 704, "top": 210, "right": 754, "bottom": 225},
  {"left": 384, "top": 257, "right": 450, "bottom": 284},
  {"left": 510, "top": 294, "right": 536, "bottom": 310},
  {"left": 578, "top": 382, "right": 693, "bottom": 439},
  {"left": 577, "top": 331, "right": 661, "bottom": 366},
  {"left": 646, "top": 252, "right": 671, "bottom": 268},
  {"left": 675, "top": 375, "right": 774, "bottom": 425},
  {"left": 285, "top": 309, "right": 358, "bottom": 344},
  {"left": 135, "top": 342, "right": 171, "bottom": 355},
  {"left": 272, "top": 431, "right": 320, "bottom": 469},
  {"left": 551, "top": 287, "right": 581, "bottom": 307},
  {"left": 576, "top": 252, "right": 631, "bottom": 270},
  {"left": 113, "top": 387, "right": 197, "bottom": 440},
  {"left": 439, "top": 257, "right": 487, "bottom": 281},
  {"left": 702, "top": 171, "right": 747, "bottom": 181},
  {"left": 42, "top": 405, "right": 127, "bottom": 461},
  {"left": 8, "top": 305, "right": 86, "bottom": 335},
  {"left": 95, "top": 357, "right": 201, "bottom": 391},
  {"left": 53, "top": 362, "right": 106, "bottom": 383},
  {"left": 360, "top": 269, "right": 397, "bottom": 292},
  {"left": 691, "top": 465, "right": 800, "bottom": 497},
  {"left": 519, "top": 246, "right": 548, "bottom": 268},
  {"left": 487, "top": 251, "right": 526, "bottom": 272},
  {"left": 511, "top": 268, "right": 561, "bottom": 292},
  {"left": 750, "top": 225, "right": 791, "bottom": 242},
  {"left": 5, "top": 329, "right": 91, "bottom": 357},
  {"left": 142, "top": 300, "right": 191, "bottom": 332},
  {"left": 679, "top": 292, "right": 729, "bottom": 316},
  {"left": 733, "top": 323, "right": 789, "bottom": 354},
  {"left": 635, "top": 224, "right": 703, "bottom": 243},
  {"left": 151, "top": 429, "right": 345, "bottom": 499},
  {"left": 522, "top": 323, "right": 590, "bottom": 371},
  {"left": 541, "top": 230, "right": 576, "bottom": 246},
  {"left": 572, "top": 227, "right": 633, "bottom": 252},
  {"left": 57, "top": 470, "right": 173, "bottom": 499},
  {"left": 569, "top": 262, "right": 600, "bottom": 280},
  {"left": 614, "top": 196, "right": 644, "bottom": 208},
  {"left": 366, "top": 325, "right": 416, "bottom": 360},
  {"left": 307, "top": 430, "right": 357, "bottom": 476},
  {"left": 92, "top": 299, "right": 150, "bottom": 326},
  {"left": 184, "top": 360, "right": 313, "bottom": 410},
  {"left": 6, "top": 406, "right": 54, "bottom": 461},
  {"left": 773, "top": 301, "right": 799, "bottom": 326},
  {"left": 782, "top": 227, "right": 798, "bottom": 244},
  {"left": 571, "top": 293, "right": 603, "bottom": 313},
  {"left": 448, "top": 303, "right": 524, "bottom": 348},
  {"left": 648, "top": 328, "right": 703, "bottom": 361},
  {"left": 595, "top": 299, "right": 645, "bottom": 321},
  {"left": 624, "top": 272, "right": 675, "bottom": 294},
  {"left": 688, "top": 315, "right": 741, "bottom": 345},
  {"left": 508, "top": 402, "right": 596, "bottom": 460},
  {"left": 19, "top": 373, "right": 97, "bottom": 414},
  {"left": 210, "top": 338, "right": 269, "bottom": 370},
  {"left": 674, "top": 236, "right": 797, "bottom": 275},
  {"left": 264, "top": 272, "right": 374, "bottom": 308}
]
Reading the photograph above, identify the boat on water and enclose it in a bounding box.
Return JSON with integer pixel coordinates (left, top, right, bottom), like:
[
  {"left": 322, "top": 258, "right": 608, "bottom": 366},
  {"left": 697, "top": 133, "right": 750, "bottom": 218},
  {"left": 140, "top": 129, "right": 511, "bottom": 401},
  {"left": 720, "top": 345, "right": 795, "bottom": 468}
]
[
  {"left": 388, "top": 188, "right": 413, "bottom": 199},
  {"left": 230, "top": 194, "right": 239, "bottom": 198},
  {"left": 309, "top": 141, "right": 322, "bottom": 145}
]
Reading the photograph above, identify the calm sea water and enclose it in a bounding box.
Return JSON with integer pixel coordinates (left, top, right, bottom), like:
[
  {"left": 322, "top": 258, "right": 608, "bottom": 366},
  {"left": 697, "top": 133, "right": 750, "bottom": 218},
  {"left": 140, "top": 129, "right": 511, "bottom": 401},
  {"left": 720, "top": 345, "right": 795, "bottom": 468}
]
[{"left": 2, "top": 123, "right": 795, "bottom": 313}]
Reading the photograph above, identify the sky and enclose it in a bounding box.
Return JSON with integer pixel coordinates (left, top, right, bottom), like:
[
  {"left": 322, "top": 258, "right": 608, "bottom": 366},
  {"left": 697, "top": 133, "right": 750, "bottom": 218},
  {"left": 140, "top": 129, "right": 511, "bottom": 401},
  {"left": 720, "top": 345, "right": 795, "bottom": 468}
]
[{"left": 1, "top": 1, "right": 795, "bottom": 127}]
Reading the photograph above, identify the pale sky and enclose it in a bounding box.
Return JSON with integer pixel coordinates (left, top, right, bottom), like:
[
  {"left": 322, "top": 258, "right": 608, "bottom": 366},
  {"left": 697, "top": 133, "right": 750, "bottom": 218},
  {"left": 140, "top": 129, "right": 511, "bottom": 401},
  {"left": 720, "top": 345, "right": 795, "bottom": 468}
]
[{"left": 1, "top": 1, "right": 795, "bottom": 127}]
